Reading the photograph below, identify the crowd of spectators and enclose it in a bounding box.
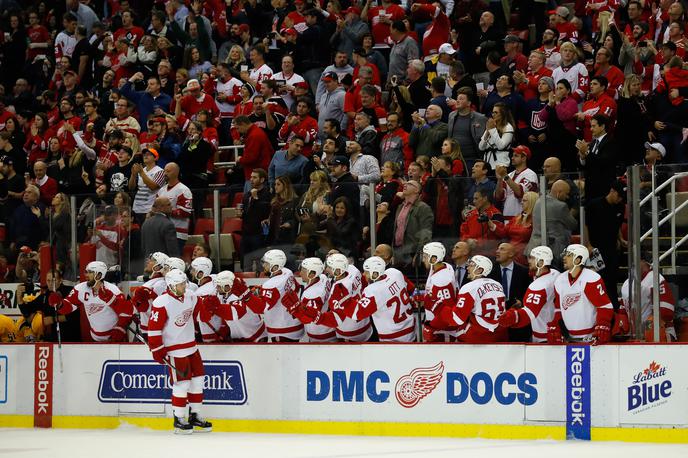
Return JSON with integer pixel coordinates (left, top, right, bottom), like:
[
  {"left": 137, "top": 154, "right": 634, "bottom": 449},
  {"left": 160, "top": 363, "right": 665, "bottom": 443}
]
[{"left": 0, "top": 0, "right": 687, "bottom": 342}]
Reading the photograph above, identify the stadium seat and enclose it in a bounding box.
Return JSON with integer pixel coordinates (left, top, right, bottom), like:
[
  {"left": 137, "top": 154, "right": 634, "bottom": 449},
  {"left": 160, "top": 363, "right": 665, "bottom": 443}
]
[
  {"left": 182, "top": 244, "right": 195, "bottom": 263},
  {"left": 231, "top": 233, "right": 242, "bottom": 259},
  {"left": 667, "top": 192, "right": 688, "bottom": 228},
  {"left": 236, "top": 272, "right": 256, "bottom": 278},
  {"left": 209, "top": 233, "right": 235, "bottom": 266},
  {"left": 193, "top": 218, "right": 215, "bottom": 241},
  {"left": 232, "top": 193, "right": 244, "bottom": 207},
  {"left": 221, "top": 207, "right": 238, "bottom": 220},
  {"left": 222, "top": 217, "right": 242, "bottom": 234}
]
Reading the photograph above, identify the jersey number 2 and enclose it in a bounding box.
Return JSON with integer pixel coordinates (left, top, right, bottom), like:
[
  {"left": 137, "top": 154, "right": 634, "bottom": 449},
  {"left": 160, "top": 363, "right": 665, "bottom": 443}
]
[{"left": 386, "top": 289, "right": 411, "bottom": 323}]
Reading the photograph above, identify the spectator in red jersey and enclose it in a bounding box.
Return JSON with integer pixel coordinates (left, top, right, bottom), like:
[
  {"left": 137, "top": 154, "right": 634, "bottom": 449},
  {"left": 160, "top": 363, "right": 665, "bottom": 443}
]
[
  {"left": 278, "top": 97, "right": 319, "bottom": 157},
  {"left": 411, "top": 1, "right": 450, "bottom": 57},
  {"left": 576, "top": 75, "right": 617, "bottom": 142},
  {"left": 175, "top": 79, "right": 220, "bottom": 124},
  {"left": 592, "top": 47, "right": 624, "bottom": 98},
  {"left": 493, "top": 191, "right": 537, "bottom": 264},
  {"left": 514, "top": 51, "right": 552, "bottom": 101},
  {"left": 501, "top": 35, "right": 528, "bottom": 75},
  {"left": 361, "top": 0, "right": 406, "bottom": 47},
  {"left": 234, "top": 115, "right": 274, "bottom": 193},
  {"left": 53, "top": 96, "right": 83, "bottom": 155}
]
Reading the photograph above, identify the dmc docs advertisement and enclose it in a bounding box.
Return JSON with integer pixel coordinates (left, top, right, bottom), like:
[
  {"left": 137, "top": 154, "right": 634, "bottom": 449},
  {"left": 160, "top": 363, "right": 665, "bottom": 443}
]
[
  {"left": 618, "top": 345, "right": 688, "bottom": 425},
  {"left": 297, "top": 345, "right": 543, "bottom": 424}
]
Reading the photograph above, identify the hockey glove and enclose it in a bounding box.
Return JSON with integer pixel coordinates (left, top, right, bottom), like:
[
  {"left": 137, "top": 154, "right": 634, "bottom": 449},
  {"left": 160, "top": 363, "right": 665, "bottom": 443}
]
[
  {"left": 200, "top": 295, "right": 221, "bottom": 322},
  {"left": 152, "top": 348, "right": 168, "bottom": 365},
  {"left": 132, "top": 287, "right": 152, "bottom": 312},
  {"left": 48, "top": 292, "right": 63, "bottom": 309},
  {"left": 547, "top": 321, "right": 563, "bottom": 344},
  {"left": 230, "top": 277, "right": 249, "bottom": 299},
  {"left": 593, "top": 323, "right": 611, "bottom": 345},
  {"left": 281, "top": 290, "right": 300, "bottom": 314},
  {"left": 109, "top": 326, "right": 127, "bottom": 342},
  {"left": 498, "top": 308, "right": 519, "bottom": 328}
]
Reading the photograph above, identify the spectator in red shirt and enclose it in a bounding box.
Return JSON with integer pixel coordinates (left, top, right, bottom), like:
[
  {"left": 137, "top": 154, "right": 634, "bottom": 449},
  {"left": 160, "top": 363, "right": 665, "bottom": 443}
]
[
  {"left": 29, "top": 161, "right": 58, "bottom": 207},
  {"left": 576, "top": 75, "right": 617, "bottom": 141},
  {"left": 501, "top": 35, "right": 528, "bottom": 75},
  {"left": 234, "top": 115, "right": 274, "bottom": 192},
  {"left": 460, "top": 187, "right": 504, "bottom": 255},
  {"left": 593, "top": 47, "right": 624, "bottom": 98},
  {"left": 114, "top": 11, "right": 145, "bottom": 47},
  {"left": 514, "top": 51, "right": 552, "bottom": 101},
  {"left": 278, "top": 97, "right": 319, "bottom": 157},
  {"left": 175, "top": 79, "right": 220, "bottom": 123},
  {"left": 411, "top": 2, "right": 450, "bottom": 57}
]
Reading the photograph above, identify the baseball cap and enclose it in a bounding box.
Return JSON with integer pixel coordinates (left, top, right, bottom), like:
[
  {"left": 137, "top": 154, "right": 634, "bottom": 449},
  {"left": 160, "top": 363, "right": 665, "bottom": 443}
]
[
  {"left": 186, "top": 79, "right": 201, "bottom": 91},
  {"left": 294, "top": 81, "right": 310, "bottom": 90},
  {"left": 512, "top": 145, "right": 532, "bottom": 160},
  {"left": 332, "top": 155, "right": 349, "bottom": 166},
  {"left": 321, "top": 71, "right": 339, "bottom": 82},
  {"left": 238, "top": 24, "right": 250, "bottom": 34},
  {"left": 143, "top": 147, "right": 160, "bottom": 159},
  {"left": 343, "top": 6, "right": 361, "bottom": 15},
  {"left": 555, "top": 6, "right": 570, "bottom": 18},
  {"left": 438, "top": 43, "right": 457, "bottom": 55},
  {"left": 352, "top": 47, "right": 368, "bottom": 57},
  {"left": 504, "top": 35, "right": 521, "bottom": 44},
  {"left": 644, "top": 141, "right": 666, "bottom": 157},
  {"left": 283, "top": 28, "right": 298, "bottom": 36}
]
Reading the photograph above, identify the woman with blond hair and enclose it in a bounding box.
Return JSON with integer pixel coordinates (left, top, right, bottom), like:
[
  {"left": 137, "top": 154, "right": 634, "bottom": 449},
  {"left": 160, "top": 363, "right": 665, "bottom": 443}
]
[
  {"left": 617, "top": 73, "right": 652, "bottom": 165},
  {"left": 295, "top": 170, "right": 330, "bottom": 240},
  {"left": 492, "top": 191, "right": 538, "bottom": 263},
  {"left": 225, "top": 45, "right": 247, "bottom": 79}
]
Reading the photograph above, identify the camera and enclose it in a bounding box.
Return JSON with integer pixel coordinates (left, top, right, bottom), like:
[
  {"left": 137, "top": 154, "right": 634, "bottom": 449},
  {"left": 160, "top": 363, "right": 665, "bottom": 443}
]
[
  {"left": 477, "top": 213, "right": 490, "bottom": 223},
  {"left": 638, "top": 41, "right": 647, "bottom": 48},
  {"left": 269, "top": 31, "right": 276, "bottom": 39},
  {"left": 298, "top": 207, "right": 310, "bottom": 216}
]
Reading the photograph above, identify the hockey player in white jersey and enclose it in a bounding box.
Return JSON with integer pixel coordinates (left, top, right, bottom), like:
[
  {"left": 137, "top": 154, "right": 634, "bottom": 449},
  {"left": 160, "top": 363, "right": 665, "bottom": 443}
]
[
  {"left": 620, "top": 256, "right": 676, "bottom": 341},
  {"left": 437, "top": 255, "right": 508, "bottom": 343},
  {"left": 324, "top": 253, "right": 372, "bottom": 341},
  {"left": 498, "top": 246, "right": 559, "bottom": 342},
  {"left": 286, "top": 258, "right": 337, "bottom": 342},
  {"left": 243, "top": 249, "right": 304, "bottom": 341},
  {"left": 420, "top": 242, "right": 458, "bottom": 342},
  {"left": 548, "top": 244, "right": 614, "bottom": 344},
  {"left": 49, "top": 261, "right": 133, "bottom": 342},
  {"left": 148, "top": 269, "right": 212, "bottom": 434},
  {"left": 131, "top": 252, "right": 168, "bottom": 335},
  {"left": 190, "top": 257, "right": 229, "bottom": 342}
]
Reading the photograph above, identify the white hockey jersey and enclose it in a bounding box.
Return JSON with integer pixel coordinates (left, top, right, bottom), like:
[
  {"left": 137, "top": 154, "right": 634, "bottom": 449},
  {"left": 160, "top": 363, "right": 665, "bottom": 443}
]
[
  {"left": 259, "top": 268, "right": 304, "bottom": 340},
  {"left": 60, "top": 281, "right": 131, "bottom": 341},
  {"left": 620, "top": 270, "right": 675, "bottom": 323},
  {"left": 499, "top": 168, "right": 538, "bottom": 217},
  {"left": 521, "top": 269, "right": 559, "bottom": 342},
  {"left": 213, "top": 288, "right": 267, "bottom": 342},
  {"left": 453, "top": 277, "right": 506, "bottom": 333},
  {"left": 553, "top": 268, "right": 613, "bottom": 339},
  {"left": 350, "top": 274, "right": 416, "bottom": 342},
  {"left": 194, "top": 276, "right": 228, "bottom": 342},
  {"left": 148, "top": 291, "right": 200, "bottom": 357},
  {"left": 424, "top": 263, "right": 457, "bottom": 315},
  {"left": 329, "top": 265, "right": 372, "bottom": 341},
  {"left": 552, "top": 62, "right": 589, "bottom": 102},
  {"left": 301, "top": 274, "right": 336, "bottom": 342},
  {"left": 137, "top": 275, "right": 166, "bottom": 333}
]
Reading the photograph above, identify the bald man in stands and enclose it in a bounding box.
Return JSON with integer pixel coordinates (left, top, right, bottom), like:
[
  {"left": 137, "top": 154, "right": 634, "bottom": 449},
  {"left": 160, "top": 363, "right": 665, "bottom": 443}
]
[
  {"left": 526, "top": 180, "right": 578, "bottom": 262},
  {"left": 141, "top": 196, "right": 180, "bottom": 258}
]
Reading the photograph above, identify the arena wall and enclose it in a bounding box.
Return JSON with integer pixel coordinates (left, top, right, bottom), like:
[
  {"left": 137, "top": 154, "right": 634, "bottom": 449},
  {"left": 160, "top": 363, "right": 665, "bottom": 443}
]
[{"left": 0, "top": 343, "right": 686, "bottom": 442}]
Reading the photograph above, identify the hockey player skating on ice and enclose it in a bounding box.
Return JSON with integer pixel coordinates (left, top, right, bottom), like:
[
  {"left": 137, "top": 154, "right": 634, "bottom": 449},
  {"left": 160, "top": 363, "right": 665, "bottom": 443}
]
[
  {"left": 547, "top": 244, "right": 614, "bottom": 344},
  {"left": 49, "top": 261, "right": 133, "bottom": 342},
  {"left": 147, "top": 268, "right": 212, "bottom": 434},
  {"left": 498, "top": 246, "right": 559, "bottom": 342}
]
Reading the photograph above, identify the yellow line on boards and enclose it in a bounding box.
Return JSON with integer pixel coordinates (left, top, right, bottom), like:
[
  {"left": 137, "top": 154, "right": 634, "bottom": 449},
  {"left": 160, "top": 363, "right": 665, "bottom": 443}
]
[{"left": 2, "top": 416, "right": 687, "bottom": 443}]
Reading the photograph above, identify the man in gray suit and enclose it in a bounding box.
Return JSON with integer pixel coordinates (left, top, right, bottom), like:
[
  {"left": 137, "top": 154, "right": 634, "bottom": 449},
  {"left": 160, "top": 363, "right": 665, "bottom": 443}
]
[
  {"left": 526, "top": 180, "right": 578, "bottom": 265},
  {"left": 391, "top": 180, "right": 434, "bottom": 268},
  {"left": 447, "top": 87, "right": 487, "bottom": 168},
  {"left": 141, "top": 197, "right": 180, "bottom": 258}
]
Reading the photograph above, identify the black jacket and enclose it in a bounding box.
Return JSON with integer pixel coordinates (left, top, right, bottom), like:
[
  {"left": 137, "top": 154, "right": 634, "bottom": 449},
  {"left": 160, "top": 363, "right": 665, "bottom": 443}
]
[
  {"left": 581, "top": 134, "right": 619, "bottom": 203},
  {"left": 328, "top": 172, "right": 360, "bottom": 220}
]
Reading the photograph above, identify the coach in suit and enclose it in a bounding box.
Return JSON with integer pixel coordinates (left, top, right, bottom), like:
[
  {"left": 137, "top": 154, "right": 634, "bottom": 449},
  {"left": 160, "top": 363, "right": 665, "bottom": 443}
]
[
  {"left": 525, "top": 180, "right": 578, "bottom": 266},
  {"left": 141, "top": 197, "right": 180, "bottom": 258},
  {"left": 576, "top": 113, "right": 619, "bottom": 203},
  {"left": 451, "top": 240, "right": 473, "bottom": 288},
  {"left": 491, "top": 242, "right": 531, "bottom": 342}
]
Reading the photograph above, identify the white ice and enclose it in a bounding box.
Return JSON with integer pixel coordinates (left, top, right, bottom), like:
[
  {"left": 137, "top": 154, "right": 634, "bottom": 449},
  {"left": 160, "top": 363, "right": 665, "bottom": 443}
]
[{"left": 1, "top": 427, "right": 687, "bottom": 457}]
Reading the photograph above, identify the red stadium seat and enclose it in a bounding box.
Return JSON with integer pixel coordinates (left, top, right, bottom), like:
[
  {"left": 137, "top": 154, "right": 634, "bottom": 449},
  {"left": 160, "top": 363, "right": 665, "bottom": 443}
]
[
  {"left": 222, "top": 217, "right": 242, "bottom": 234},
  {"left": 231, "top": 233, "right": 242, "bottom": 258},
  {"left": 236, "top": 272, "right": 256, "bottom": 279},
  {"left": 193, "top": 218, "right": 215, "bottom": 242},
  {"left": 182, "top": 244, "right": 195, "bottom": 263},
  {"left": 232, "top": 193, "right": 244, "bottom": 207}
]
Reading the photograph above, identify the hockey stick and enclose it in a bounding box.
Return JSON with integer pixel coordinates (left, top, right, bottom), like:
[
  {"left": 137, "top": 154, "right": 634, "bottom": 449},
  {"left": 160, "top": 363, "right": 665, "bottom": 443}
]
[
  {"left": 126, "top": 324, "right": 184, "bottom": 375},
  {"left": 49, "top": 208, "right": 64, "bottom": 373}
]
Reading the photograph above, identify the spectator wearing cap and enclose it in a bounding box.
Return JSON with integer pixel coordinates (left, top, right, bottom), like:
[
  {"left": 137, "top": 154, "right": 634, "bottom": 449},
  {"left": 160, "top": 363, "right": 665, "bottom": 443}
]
[
  {"left": 120, "top": 72, "right": 172, "bottom": 131},
  {"left": 59, "top": 70, "right": 80, "bottom": 101},
  {"left": 425, "top": 43, "right": 458, "bottom": 85},
  {"left": 316, "top": 51, "right": 354, "bottom": 106},
  {"left": 409, "top": 104, "right": 448, "bottom": 158},
  {"left": 552, "top": 6, "right": 577, "bottom": 43},
  {"left": 494, "top": 145, "right": 538, "bottom": 218},
  {"left": 347, "top": 140, "right": 380, "bottom": 204},
  {"left": 328, "top": 155, "right": 360, "bottom": 218},
  {"left": 640, "top": 142, "right": 670, "bottom": 201},
  {"left": 0, "top": 154, "right": 26, "bottom": 222},
  {"left": 234, "top": 115, "right": 274, "bottom": 192},
  {"left": 318, "top": 72, "right": 348, "bottom": 140},
  {"left": 130, "top": 148, "right": 165, "bottom": 224},
  {"left": 278, "top": 97, "right": 319, "bottom": 157},
  {"left": 268, "top": 137, "right": 309, "bottom": 189},
  {"left": 585, "top": 180, "right": 627, "bottom": 309},
  {"left": 29, "top": 161, "right": 58, "bottom": 208},
  {"left": 174, "top": 78, "right": 220, "bottom": 124},
  {"left": 522, "top": 76, "right": 553, "bottom": 170},
  {"left": 0, "top": 131, "right": 27, "bottom": 176},
  {"left": 392, "top": 180, "right": 433, "bottom": 268},
  {"left": 500, "top": 35, "right": 528, "bottom": 75},
  {"left": 104, "top": 145, "right": 134, "bottom": 193},
  {"left": 55, "top": 97, "right": 83, "bottom": 157},
  {"left": 331, "top": 6, "right": 370, "bottom": 58},
  {"left": 576, "top": 114, "right": 618, "bottom": 203},
  {"left": 388, "top": 21, "right": 420, "bottom": 86}
]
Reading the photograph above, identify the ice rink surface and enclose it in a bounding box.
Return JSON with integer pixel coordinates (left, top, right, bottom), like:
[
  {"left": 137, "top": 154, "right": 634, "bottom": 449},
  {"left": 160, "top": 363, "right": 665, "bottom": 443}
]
[{"left": 2, "top": 427, "right": 688, "bottom": 458}]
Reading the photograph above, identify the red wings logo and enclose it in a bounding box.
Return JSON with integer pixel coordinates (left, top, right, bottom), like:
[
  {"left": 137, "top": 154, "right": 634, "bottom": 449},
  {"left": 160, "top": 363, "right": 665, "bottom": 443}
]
[
  {"left": 561, "top": 293, "right": 581, "bottom": 310},
  {"left": 85, "top": 304, "right": 105, "bottom": 315},
  {"left": 395, "top": 362, "right": 444, "bottom": 408},
  {"left": 175, "top": 308, "right": 193, "bottom": 327}
]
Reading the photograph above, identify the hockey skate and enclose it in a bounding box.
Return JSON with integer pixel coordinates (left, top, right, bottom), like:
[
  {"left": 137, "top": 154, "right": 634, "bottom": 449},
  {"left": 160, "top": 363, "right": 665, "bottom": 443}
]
[
  {"left": 189, "top": 412, "right": 213, "bottom": 432},
  {"left": 173, "top": 416, "right": 193, "bottom": 435}
]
